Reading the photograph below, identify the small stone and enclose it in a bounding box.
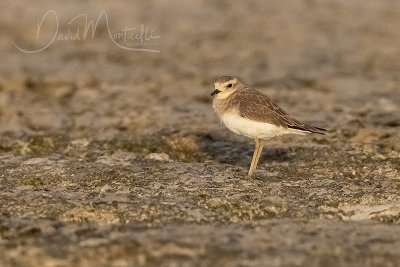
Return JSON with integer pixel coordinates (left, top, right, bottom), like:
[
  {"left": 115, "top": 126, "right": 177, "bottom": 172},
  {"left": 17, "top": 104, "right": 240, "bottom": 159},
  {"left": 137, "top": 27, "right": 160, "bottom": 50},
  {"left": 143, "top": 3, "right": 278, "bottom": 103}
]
[
  {"left": 70, "top": 139, "right": 90, "bottom": 147},
  {"left": 79, "top": 238, "right": 109, "bottom": 247},
  {"left": 23, "top": 158, "right": 49, "bottom": 165},
  {"left": 146, "top": 153, "right": 170, "bottom": 161},
  {"left": 100, "top": 184, "right": 112, "bottom": 193}
]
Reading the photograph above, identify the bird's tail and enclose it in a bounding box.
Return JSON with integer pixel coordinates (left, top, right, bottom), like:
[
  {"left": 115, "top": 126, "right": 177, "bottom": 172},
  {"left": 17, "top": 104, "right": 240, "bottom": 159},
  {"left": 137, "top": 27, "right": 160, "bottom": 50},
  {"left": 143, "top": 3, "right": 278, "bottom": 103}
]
[{"left": 288, "top": 124, "right": 327, "bottom": 135}]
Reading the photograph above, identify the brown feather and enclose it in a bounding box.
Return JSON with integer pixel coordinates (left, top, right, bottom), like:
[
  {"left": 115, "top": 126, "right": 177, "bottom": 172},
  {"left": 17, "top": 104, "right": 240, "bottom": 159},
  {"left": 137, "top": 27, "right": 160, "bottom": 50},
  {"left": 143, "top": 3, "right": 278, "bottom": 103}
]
[{"left": 228, "top": 87, "right": 326, "bottom": 134}]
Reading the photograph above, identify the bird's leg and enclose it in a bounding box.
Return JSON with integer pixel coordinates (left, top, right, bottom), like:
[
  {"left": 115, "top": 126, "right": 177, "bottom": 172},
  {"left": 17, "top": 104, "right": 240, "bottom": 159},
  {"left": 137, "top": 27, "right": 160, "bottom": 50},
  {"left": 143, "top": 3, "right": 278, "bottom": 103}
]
[
  {"left": 248, "top": 140, "right": 259, "bottom": 176},
  {"left": 248, "top": 139, "right": 264, "bottom": 176}
]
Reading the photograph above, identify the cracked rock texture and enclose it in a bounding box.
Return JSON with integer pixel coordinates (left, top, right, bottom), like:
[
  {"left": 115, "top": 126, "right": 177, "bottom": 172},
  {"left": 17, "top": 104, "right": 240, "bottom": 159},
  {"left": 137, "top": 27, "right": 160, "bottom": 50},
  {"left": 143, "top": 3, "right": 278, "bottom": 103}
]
[{"left": 1, "top": 0, "right": 400, "bottom": 266}]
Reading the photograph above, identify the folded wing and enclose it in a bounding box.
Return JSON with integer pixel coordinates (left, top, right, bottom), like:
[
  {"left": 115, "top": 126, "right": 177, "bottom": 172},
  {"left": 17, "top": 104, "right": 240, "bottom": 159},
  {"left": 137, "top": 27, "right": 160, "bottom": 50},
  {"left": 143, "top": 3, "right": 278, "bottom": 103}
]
[{"left": 233, "top": 88, "right": 326, "bottom": 134}]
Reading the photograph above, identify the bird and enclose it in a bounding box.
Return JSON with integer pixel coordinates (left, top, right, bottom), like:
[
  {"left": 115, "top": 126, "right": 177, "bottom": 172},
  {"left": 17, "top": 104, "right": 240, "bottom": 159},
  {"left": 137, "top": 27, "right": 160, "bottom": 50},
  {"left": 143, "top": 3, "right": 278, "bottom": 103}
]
[{"left": 211, "top": 75, "right": 326, "bottom": 176}]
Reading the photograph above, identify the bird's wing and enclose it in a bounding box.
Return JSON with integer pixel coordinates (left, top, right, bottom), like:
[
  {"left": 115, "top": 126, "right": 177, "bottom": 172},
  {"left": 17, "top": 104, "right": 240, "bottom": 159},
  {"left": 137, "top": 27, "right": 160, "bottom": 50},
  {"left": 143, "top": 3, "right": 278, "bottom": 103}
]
[{"left": 233, "top": 89, "right": 325, "bottom": 133}]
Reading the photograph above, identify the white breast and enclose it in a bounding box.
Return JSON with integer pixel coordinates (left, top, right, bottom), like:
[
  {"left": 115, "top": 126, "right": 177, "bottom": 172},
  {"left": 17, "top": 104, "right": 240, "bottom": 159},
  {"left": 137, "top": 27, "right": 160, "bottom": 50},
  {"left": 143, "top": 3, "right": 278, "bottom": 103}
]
[{"left": 220, "top": 112, "right": 304, "bottom": 140}]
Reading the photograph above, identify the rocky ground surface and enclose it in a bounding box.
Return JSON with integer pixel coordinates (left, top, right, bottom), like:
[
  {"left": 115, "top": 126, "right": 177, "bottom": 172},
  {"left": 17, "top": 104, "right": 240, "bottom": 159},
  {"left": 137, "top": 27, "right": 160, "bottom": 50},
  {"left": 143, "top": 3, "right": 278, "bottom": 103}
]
[{"left": 0, "top": 0, "right": 400, "bottom": 266}]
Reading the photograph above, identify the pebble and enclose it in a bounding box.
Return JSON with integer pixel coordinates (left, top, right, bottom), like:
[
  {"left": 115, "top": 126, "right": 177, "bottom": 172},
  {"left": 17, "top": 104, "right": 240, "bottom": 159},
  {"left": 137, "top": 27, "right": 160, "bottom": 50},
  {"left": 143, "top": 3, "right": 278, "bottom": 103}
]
[{"left": 146, "top": 153, "right": 170, "bottom": 161}]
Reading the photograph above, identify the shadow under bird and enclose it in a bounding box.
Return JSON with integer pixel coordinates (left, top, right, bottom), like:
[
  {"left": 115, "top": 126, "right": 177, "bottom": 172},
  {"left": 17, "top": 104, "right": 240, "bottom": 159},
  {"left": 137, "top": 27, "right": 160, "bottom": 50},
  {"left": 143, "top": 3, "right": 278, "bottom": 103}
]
[{"left": 211, "top": 75, "right": 326, "bottom": 176}]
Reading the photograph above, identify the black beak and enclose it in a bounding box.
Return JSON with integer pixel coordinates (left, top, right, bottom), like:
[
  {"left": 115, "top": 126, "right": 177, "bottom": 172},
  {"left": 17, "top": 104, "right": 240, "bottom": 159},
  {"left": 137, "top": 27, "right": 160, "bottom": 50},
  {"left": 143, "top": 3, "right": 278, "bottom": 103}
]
[{"left": 211, "top": 89, "right": 220, "bottom": 96}]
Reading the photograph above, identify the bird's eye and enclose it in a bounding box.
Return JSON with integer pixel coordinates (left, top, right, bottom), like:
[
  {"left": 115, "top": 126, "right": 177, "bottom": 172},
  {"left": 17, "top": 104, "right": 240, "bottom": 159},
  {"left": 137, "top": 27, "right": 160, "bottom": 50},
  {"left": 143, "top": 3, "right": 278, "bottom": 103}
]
[{"left": 227, "top": 84, "right": 232, "bottom": 88}]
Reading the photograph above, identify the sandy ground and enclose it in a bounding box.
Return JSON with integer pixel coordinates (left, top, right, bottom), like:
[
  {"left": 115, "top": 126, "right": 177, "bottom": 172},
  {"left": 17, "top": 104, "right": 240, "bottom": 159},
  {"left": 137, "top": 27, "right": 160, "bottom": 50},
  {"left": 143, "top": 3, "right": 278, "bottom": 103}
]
[{"left": 1, "top": 0, "right": 400, "bottom": 266}]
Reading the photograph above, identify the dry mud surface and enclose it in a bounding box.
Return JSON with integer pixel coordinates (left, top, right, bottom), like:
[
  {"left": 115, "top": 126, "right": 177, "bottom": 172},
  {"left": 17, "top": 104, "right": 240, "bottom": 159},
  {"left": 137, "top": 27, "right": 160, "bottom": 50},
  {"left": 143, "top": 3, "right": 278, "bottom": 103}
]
[{"left": 1, "top": 1, "right": 400, "bottom": 266}]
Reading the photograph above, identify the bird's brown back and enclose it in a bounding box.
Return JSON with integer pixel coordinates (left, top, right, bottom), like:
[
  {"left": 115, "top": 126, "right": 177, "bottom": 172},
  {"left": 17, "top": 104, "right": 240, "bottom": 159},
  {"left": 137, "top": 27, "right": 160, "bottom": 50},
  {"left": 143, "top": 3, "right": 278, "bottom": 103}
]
[{"left": 226, "top": 87, "right": 326, "bottom": 134}]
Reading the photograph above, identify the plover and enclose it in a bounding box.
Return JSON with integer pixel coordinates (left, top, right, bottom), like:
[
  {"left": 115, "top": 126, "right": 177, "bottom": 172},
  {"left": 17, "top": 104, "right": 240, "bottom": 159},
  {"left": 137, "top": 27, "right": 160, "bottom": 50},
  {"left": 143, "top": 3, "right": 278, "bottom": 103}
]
[{"left": 211, "top": 75, "right": 326, "bottom": 176}]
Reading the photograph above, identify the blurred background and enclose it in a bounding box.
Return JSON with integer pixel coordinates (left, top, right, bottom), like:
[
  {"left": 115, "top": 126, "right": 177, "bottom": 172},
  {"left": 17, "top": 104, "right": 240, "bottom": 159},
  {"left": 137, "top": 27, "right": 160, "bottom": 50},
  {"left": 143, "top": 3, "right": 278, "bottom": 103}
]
[
  {"left": 1, "top": 0, "right": 399, "bottom": 139},
  {"left": 1, "top": 1, "right": 400, "bottom": 266}
]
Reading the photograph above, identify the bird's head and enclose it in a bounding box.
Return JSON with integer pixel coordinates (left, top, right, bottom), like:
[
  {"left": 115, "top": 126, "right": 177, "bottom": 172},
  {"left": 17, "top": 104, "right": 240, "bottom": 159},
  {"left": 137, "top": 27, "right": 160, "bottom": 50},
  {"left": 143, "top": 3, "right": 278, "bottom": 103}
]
[{"left": 211, "top": 75, "right": 240, "bottom": 99}]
